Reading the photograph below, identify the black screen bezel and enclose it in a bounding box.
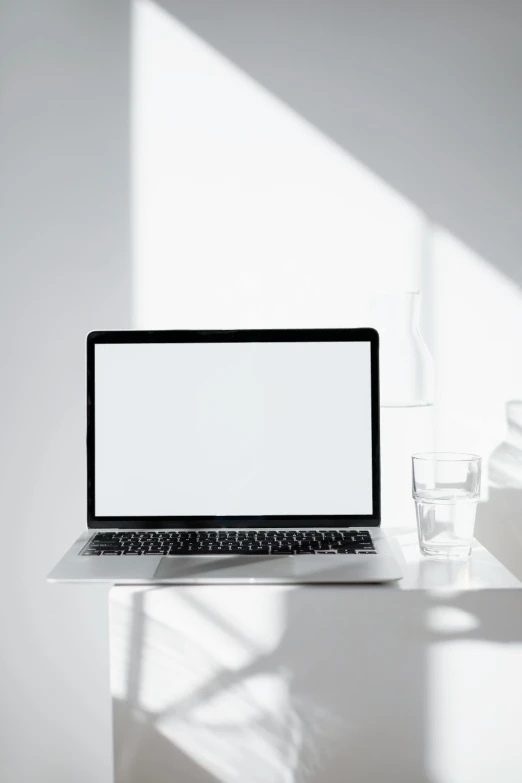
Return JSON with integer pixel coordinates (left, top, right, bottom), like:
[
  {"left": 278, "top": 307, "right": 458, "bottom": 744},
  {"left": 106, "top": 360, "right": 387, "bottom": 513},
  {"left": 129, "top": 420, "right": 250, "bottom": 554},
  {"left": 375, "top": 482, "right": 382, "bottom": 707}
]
[{"left": 87, "top": 328, "right": 381, "bottom": 528}]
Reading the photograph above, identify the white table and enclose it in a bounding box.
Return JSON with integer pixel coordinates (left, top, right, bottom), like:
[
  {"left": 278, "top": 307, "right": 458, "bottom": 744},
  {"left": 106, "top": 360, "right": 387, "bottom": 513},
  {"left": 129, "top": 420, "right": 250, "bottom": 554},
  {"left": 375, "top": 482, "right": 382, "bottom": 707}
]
[{"left": 110, "top": 531, "right": 522, "bottom": 783}]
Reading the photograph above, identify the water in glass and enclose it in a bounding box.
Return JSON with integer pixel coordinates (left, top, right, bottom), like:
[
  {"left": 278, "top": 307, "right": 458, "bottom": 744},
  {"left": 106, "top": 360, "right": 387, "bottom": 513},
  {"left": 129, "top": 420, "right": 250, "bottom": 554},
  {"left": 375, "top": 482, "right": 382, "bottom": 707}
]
[{"left": 414, "top": 488, "right": 477, "bottom": 559}]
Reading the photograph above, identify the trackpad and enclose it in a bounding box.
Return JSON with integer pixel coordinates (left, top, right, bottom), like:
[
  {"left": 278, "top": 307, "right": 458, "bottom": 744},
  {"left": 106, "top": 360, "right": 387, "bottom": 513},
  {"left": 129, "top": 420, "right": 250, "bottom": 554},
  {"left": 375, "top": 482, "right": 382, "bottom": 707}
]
[{"left": 153, "top": 554, "right": 386, "bottom": 584}]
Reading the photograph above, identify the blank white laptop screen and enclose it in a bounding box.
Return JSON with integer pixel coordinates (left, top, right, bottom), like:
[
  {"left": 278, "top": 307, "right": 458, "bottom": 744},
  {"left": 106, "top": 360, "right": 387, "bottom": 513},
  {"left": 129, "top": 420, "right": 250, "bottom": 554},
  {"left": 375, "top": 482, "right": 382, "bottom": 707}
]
[{"left": 94, "top": 341, "right": 373, "bottom": 517}]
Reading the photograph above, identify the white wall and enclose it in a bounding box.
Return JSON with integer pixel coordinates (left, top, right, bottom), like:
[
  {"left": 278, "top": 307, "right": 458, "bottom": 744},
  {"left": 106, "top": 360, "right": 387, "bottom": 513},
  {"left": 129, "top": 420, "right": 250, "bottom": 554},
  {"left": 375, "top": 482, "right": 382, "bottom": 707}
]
[
  {"left": 132, "top": 0, "right": 424, "bottom": 328},
  {"left": 0, "top": 2, "right": 130, "bottom": 781}
]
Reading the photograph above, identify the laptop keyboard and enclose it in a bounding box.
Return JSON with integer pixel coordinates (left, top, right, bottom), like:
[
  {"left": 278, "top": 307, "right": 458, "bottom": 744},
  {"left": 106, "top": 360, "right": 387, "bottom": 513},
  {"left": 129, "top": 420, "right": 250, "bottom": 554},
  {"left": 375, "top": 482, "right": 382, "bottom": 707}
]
[{"left": 82, "top": 530, "right": 377, "bottom": 556}]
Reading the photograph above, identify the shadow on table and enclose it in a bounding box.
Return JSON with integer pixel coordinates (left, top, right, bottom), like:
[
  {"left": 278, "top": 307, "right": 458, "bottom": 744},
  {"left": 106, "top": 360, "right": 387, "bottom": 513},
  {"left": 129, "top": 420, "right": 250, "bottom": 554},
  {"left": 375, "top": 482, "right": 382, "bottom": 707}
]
[
  {"left": 113, "top": 695, "right": 222, "bottom": 783},
  {"left": 111, "top": 585, "right": 522, "bottom": 783}
]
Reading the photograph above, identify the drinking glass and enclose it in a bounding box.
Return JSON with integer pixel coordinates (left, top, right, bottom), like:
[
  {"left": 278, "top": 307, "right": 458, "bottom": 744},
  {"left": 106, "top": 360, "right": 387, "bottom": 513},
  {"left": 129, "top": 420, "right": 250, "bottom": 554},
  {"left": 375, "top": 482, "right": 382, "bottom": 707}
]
[{"left": 412, "top": 453, "right": 481, "bottom": 560}]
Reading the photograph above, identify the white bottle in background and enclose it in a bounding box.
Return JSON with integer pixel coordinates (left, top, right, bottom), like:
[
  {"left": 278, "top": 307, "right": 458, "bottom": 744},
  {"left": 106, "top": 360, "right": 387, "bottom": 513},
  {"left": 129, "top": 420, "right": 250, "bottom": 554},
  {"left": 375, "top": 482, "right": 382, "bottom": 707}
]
[
  {"left": 369, "top": 292, "right": 435, "bottom": 529},
  {"left": 380, "top": 403, "right": 435, "bottom": 528}
]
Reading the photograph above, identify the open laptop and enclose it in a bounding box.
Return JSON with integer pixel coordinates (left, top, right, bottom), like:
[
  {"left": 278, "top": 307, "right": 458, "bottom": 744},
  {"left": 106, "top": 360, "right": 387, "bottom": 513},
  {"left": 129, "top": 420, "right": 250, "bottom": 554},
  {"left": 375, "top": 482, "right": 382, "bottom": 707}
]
[{"left": 48, "top": 328, "right": 402, "bottom": 584}]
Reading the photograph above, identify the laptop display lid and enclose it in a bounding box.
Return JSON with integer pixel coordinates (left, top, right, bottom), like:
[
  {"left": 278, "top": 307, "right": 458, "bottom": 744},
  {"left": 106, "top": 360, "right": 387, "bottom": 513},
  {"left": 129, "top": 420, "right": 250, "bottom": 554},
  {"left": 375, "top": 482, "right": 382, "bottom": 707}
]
[{"left": 87, "top": 329, "right": 380, "bottom": 529}]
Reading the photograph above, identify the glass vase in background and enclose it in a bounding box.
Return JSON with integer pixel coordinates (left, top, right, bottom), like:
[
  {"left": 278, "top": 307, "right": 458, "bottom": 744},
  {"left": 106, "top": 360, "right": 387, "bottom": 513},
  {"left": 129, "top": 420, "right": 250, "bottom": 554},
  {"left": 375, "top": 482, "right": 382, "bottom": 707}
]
[{"left": 370, "top": 292, "right": 435, "bottom": 529}]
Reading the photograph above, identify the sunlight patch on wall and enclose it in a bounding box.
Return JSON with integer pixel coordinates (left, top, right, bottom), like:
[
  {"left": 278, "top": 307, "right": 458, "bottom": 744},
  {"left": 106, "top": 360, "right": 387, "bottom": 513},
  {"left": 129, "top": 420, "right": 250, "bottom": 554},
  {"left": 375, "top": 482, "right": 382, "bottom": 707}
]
[
  {"left": 428, "top": 225, "right": 522, "bottom": 470},
  {"left": 132, "top": 0, "right": 424, "bottom": 329}
]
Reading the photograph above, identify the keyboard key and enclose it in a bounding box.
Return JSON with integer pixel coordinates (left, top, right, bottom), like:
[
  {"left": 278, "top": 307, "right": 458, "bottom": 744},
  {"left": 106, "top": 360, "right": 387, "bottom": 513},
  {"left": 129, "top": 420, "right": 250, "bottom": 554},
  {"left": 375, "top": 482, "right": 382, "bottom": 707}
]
[{"left": 94, "top": 544, "right": 120, "bottom": 551}]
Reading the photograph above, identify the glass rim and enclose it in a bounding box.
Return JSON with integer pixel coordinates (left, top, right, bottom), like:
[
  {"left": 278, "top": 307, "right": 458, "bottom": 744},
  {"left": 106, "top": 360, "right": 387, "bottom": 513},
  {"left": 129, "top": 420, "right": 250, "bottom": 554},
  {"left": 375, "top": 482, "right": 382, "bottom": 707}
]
[{"left": 412, "top": 451, "right": 481, "bottom": 463}]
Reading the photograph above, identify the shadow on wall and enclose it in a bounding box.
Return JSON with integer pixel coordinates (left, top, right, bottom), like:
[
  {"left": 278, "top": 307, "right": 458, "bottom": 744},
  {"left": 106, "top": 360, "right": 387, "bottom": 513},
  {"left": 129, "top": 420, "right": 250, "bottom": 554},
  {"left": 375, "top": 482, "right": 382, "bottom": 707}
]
[
  {"left": 111, "top": 585, "right": 522, "bottom": 783},
  {"left": 476, "top": 401, "right": 522, "bottom": 580},
  {"left": 0, "top": 2, "right": 131, "bottom": 781},
  {"left": 153, "top": 0, "right": 522, "bottom": 290}
]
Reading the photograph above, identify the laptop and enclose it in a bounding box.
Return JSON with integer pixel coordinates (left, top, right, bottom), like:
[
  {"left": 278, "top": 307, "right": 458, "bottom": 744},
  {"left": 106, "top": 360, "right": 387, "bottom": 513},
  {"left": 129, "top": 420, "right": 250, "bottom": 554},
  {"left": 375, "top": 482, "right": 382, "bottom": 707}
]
[{"left": 48, "top": 328, "right": 402, "bottom": 584}]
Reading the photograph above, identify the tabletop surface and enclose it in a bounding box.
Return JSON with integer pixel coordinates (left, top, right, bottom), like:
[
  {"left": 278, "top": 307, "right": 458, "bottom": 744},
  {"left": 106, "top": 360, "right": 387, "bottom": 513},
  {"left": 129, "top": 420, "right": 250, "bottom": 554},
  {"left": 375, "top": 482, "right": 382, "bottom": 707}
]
[
  {"left": 110, "top": 535, "right": 522, "bottom": 783},
  {"left": 387, "top": 527, "right": 521, "bottom": 590}
]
